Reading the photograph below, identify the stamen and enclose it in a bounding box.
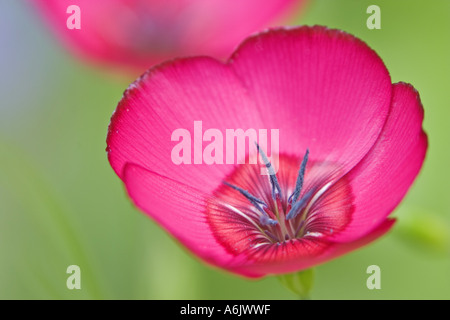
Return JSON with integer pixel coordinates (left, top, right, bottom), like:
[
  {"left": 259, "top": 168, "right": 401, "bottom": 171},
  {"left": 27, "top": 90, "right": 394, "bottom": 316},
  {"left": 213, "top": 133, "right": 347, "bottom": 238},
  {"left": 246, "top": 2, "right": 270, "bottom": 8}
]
[
  {"left": 294, "top": 219, "right": 305, "bottom": 237},
  {"left": 223, "top": 181, "right": 276, "bottom": 224},
  {"left": 223, "top": 181, "right": 267, "bottom": 207},
  {"left": 286, "top": 188, "right": 315, "bottom": 220},
  {"left": 255, "top": 142, "right": 282, "bottom": 200},
  {"left": 288, "top": 149, "right": 309, "bottom": 204},
  {"left": 220, "top": 203, "right": 265, "bottom": 232},
  {"left": 222, "top": 182, "right": 267, "bottom": 216},
  {"left": 263, "top": 230, "right": 280, "bottom": 243},
  {"left": 302, "top": 181, "right": 333, "bottom": 220},
  {"left": 260, "top": 215, "right": 279, "bottom": 226},
  {"left": 252, "top": 242, "right": 270, "bottom": 249}
]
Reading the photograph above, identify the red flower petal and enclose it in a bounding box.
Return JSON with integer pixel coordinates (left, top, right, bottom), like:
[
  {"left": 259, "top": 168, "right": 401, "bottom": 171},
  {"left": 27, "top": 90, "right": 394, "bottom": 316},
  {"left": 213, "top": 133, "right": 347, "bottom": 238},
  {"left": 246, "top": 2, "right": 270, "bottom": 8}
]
[
  {"left": 108, "top": 26, "right": 394, "bottom": 195},
  {"left": 230, "top": 219, "right": 396, "bottom": 276},
  {"left": 123, "top": 161, "right": 395, "bottom": 278},
  {"left": 329, "top": 82, "right": 428, "bottom": 243},
  {"left": 107, "top": 57, "right": 263, "bottom": 195},
  {"left": 122, "top": 163, "right": 250, "bottom": 273},
  {"left": 230, "top": 26, "right": 392, "bottom": 179}
]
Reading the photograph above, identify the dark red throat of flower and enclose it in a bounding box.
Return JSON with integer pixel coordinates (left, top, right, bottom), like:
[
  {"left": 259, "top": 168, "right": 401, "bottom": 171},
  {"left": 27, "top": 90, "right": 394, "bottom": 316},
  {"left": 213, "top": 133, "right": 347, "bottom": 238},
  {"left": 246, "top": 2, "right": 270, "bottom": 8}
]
[{"left": 206, "top": 145, "right": 354, "bottom": 260}]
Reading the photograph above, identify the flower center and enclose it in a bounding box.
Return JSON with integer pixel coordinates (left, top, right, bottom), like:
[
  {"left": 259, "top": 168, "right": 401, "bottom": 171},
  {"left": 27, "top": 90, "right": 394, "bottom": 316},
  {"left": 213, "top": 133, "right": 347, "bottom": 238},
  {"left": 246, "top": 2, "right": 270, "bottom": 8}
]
[{"left": 206, "top": 146, "right": 354, "bottom": 257}]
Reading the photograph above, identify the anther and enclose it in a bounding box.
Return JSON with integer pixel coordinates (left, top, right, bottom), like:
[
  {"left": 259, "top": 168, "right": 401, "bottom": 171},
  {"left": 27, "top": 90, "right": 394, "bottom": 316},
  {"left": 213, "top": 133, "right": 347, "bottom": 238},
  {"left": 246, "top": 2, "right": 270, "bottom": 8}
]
[
  {"left": 223, "top": 181, "right": 274, "bottom": 221},
  {"left": 286, "top": 188, "right": 315, "bottom": 220},
  {"left": 288, "top": 149, "right": 309, "bottom": 204},
  {"left": 255, "top": 142, "right": 282, "bottom": 200}
]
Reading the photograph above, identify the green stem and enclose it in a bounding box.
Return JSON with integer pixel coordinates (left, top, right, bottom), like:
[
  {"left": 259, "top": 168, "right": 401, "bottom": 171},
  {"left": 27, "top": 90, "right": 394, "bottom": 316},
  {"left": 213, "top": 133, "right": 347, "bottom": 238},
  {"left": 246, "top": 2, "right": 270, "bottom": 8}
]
[{"left": 277, "top": 268, "right": 315, "bottom": 299}]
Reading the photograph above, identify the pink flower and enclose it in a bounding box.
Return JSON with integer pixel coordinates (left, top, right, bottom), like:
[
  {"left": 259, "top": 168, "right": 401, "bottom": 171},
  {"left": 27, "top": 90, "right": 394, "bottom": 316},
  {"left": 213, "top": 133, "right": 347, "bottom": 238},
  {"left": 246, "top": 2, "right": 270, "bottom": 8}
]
[
  {"left": 34, "top": 0, "right": 303, "bottom": 73},
  {"left": 106, "top": 26, "right": 427, "bottom": 277}
]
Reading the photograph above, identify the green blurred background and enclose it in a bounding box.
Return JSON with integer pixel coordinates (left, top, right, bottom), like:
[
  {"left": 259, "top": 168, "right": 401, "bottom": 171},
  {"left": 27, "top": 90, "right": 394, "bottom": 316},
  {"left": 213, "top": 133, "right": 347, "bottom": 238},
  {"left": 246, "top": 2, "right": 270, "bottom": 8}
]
[{"left": 1, "top": 0, "right": 449, "bottom": 299}]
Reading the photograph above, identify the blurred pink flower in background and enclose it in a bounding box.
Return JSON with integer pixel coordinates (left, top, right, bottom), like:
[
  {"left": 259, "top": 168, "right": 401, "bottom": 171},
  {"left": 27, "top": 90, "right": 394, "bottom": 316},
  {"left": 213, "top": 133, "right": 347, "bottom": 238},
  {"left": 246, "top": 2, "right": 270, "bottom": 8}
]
[
  {"left": 33, "top": 0, "right": 304, "bottom": 74},
  {"left": 106, "top": 26, "right": 427, "bottom": 277}
]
